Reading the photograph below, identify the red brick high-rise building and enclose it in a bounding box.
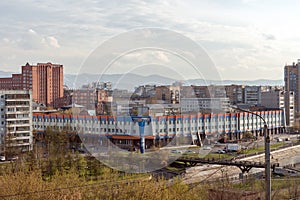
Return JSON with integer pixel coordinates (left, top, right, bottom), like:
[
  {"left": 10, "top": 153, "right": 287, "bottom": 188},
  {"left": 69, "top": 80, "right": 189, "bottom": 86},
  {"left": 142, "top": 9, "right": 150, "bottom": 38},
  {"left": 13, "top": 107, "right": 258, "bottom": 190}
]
[{"left": 0, "top": 62, "right": 63, "bottom": 108}]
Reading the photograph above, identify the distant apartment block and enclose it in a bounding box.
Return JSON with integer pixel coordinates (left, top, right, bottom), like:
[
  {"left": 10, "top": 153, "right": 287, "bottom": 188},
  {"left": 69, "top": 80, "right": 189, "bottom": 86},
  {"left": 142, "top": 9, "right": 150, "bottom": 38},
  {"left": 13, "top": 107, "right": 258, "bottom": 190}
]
[
  {"left": 261, "top": 90, "right": 285, "bottom": 109},
  {"left": 261, "top": 85, "right": 284, "bottom": 92},
  {"left": 223, "top": 85, "right": 261, "bottom": 106},
  {"left": 132, "top": 85, "right": 180, "bottom": 104},
  {"left": 82, "top": 81, "right": 112, "bottom": 90},
  {"left": 64, "top": 87, "right": 114, "bottom": 114},
  {"left": 207, "top": 85, "right": 227, "bottom": 98},
  {"left": 0, "top": 62, "right": 63, "bottom": 108},
  {"left": 225, "top": 85, "right": 243, "bottom": 105},
  {"left": 0, "top": 90, "right": 33, "bottom": 156},
  {"left": 96, "top": 89, "right": 113, "bottom": 115},
  {"left": 243, "top": 86, "right": 261, "bottom": 106},
  {"left": 184, "top": 84, "right": 260, "bottom": 106},
  {"left": 185, "top": 85, "right": 210, "bottom": 98},
  {"left": 284, "top": 60, "right": 300, "bottom": 113},
  {"left": 261, "top": 90, "right": 294, "bottom": 126},
  {"left": 180, "top": 98, "right": 230, "bottom": 113},
  {"left": 182, "top": 85, "right": 226, "bottom": 99},
  {"left": 72, "top": 89, "right": 96, "bottom": 110}
]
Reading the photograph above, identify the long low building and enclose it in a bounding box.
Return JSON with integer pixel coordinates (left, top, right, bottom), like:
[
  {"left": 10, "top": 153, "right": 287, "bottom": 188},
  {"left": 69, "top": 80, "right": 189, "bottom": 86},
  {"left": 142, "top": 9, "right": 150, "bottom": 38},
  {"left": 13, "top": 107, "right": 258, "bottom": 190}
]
[{"left": 33, "top": 109, "right": 285, "bottom": 149}]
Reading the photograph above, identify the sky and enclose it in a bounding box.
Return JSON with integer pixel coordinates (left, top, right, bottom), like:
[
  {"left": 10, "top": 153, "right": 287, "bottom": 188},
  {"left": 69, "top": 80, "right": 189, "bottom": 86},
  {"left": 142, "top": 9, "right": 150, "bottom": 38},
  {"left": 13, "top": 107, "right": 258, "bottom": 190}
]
[{"left": 0, "top": 0, "right": 300, "bottom": 80}]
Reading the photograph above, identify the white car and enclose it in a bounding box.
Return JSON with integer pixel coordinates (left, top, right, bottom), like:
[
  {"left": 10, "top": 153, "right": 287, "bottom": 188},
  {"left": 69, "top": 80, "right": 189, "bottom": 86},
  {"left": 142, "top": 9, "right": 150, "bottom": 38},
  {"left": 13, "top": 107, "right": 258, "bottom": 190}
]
[
  {"left": 217, "top": 149, "right": 226, "bottom": 154},
  {"left": 0, "top": 156, "right": 5, "bottom": 162}
]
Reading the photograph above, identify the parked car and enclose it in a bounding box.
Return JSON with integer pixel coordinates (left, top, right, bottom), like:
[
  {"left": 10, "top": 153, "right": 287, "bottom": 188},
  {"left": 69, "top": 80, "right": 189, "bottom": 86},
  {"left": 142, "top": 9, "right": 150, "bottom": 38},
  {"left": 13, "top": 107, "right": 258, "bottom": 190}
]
[
  {"left": 241, "top": 146, "right": 248, "bottom": 150},
  {"left": 217, "top": 149, "right": 226, "bottom": 154},
  {"left": 0, "top": 156, "right": 5, "bottom": 162},
  {"left": 225, "top": 144, "right": 241, "bottom": 152}
]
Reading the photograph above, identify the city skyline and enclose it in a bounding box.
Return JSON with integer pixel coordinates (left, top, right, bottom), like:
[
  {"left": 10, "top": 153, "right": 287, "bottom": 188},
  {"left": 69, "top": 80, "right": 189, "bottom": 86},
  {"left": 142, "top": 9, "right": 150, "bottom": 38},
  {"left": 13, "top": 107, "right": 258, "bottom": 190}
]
[{"left": 1, "top": 1, "right": 300, "bottom": 80}]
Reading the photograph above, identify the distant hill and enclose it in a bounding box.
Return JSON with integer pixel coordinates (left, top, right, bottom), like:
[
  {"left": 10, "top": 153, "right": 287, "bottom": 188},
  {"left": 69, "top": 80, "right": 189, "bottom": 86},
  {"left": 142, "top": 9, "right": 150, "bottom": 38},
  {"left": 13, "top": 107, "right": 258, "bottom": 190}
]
[
  {"left": 65, "top": 73, "right": 284, "bottom": 90},
  {"left": 0, "top": 70, "right": 17, "bottom": 78},
  {"left": 187, "top": 78, "right": 283, "bottom": 87},
  {"left": 65, "top": 73, "right": 175, "bottom": 90},
  {"left": 0, "top": 70, "right": 283, "bottom": 90}
]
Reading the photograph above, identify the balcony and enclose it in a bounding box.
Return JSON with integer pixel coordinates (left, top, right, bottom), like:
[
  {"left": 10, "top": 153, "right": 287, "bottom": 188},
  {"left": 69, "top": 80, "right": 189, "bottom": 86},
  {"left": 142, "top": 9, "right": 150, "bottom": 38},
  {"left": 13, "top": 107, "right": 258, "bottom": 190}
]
[
  {"left": 10, "top": 143, "right": 31, "bottom": 147},
  {"left": 6, "top": 118, "right": 30, "bottom": 121},
  {"left": 6, "top": 123, "right": 30, "bottom": 127},
  {"left": 15, "top": 130, "right": 30, "bottom": 134},
  {"left": 5, "top": 104, "right": 30, "bottom": 108},
  {"left": 14, "top": 136, "right": 31, "bottom": 140}
]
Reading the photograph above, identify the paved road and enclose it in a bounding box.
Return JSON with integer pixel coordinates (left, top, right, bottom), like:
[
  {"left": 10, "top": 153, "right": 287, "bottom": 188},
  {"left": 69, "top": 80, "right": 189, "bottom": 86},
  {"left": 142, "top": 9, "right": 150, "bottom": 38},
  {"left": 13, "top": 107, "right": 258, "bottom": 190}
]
[{"left": 183, "top": 143, "right": 300, "bottom": 184}]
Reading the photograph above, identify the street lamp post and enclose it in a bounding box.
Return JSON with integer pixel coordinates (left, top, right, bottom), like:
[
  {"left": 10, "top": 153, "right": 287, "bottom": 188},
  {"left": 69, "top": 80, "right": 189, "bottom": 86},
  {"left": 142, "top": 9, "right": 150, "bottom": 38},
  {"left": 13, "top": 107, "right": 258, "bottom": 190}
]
[
  {"left": 231, "top": 106, "right": 271, "bottom": 200},
  {"left": 131, "top": 116, "right": 151, "bottom": 154}
]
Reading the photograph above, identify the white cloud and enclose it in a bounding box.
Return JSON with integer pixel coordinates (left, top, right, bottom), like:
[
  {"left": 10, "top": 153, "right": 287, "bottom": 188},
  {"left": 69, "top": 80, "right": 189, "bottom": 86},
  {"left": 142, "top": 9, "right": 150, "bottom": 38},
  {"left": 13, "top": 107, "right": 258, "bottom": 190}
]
[
  {"left": 15, "top": 29, "right": 61, "bottom": 50},
  {"left": 44, "top": 36, "right": 60, "bottom": 48},
  {"left": 155, "top": 51, "right": 170, "bottom": 63},
  {"left": 2, "top": 38, "right": 10, "bottom": 43},
  {"left": 28, "top": 29, "right": 36, "bottom": 35},
  {"left": 0, "top": 0, "right": 299, "bottom": 80}
]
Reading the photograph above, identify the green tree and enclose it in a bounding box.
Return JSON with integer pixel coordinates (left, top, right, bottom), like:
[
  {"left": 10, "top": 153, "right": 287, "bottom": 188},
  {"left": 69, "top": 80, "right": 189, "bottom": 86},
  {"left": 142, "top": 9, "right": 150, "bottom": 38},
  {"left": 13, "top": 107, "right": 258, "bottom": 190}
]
[{"left": 44, "top": 127, "right": 68, "bottom": 157}]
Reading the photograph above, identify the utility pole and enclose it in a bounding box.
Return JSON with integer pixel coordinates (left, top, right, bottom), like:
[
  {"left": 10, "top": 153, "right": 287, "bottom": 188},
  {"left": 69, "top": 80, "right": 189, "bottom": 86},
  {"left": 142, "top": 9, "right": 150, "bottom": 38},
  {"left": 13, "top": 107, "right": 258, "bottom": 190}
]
[
  {"left": 230, "top": 105, "right": 271, "bottom": 200},
  {"left": 264, "top": 124, "right": 271, "bottom": 200}
]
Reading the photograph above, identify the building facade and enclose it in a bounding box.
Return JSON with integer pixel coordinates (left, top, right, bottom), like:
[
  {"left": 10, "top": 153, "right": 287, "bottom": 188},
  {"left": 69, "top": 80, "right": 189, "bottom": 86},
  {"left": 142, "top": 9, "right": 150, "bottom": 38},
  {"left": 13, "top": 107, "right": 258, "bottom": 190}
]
[
  {"left": 0, "top": 90, "right": 33, "bottom": 157},
  {"left": 95, "top": 89, "right": 113, "bottom": 115},
  {"left": 33, "top": 109, "right": 284, "bottom": 149},
  {"left": 261, "top": 90, "right": 285, "bottom": 109},
  {"left": 0, "top": 62, "right": 64, "bottom": 108},
  {"left": 225, "top": 85, "right": 243, "bottom": 105},
  {"left": 285, "top": 91, "right": 295, "bottom": 127},
  {"left": 261, "top": 90, "right": 294, "bottom": 127},
  {"left": 180, "top": 98, "right": 230, "bottom": 113},
  {"left": 72, "top": 89, "right": 96, "bottom": 110},
  {"left": 284, "top": 60, "right": 300, "bottom": 113},
  {"left": 243, "top": 86, "right": 261, "bottom": 106}
]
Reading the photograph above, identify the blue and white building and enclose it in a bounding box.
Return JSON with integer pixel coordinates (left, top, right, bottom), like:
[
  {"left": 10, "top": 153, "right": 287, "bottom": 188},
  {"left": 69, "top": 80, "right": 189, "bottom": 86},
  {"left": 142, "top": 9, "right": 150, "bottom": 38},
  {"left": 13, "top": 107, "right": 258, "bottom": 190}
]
[{"left": 33, "top": 109, "right": 285, "bottom": 149}]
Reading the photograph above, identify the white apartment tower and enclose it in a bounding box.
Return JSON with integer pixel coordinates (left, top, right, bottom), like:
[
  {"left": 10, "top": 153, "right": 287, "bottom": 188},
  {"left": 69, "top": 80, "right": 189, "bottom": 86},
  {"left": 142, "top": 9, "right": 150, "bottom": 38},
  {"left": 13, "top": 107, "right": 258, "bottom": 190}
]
[
  {"left": 0, "top": 90, "right": 33, "bottom": 157},
  {"left": 285, "top": 91, "right": 295, "bottom": 127}
]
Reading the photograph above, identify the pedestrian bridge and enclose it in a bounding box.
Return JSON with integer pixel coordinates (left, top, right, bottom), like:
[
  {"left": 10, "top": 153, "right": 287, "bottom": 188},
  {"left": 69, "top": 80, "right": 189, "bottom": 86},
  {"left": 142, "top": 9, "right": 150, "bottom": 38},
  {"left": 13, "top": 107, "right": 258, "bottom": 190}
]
[{"left": 176, "top": 156, "right": 279, "bottom": 173}]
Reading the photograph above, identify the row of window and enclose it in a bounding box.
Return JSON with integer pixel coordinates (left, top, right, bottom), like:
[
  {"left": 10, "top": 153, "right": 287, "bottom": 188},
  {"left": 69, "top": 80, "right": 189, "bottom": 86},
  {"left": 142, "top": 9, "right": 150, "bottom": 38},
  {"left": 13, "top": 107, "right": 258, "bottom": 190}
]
[{"left": 33, "top": 118, "right": 280, "bottom": 128}]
